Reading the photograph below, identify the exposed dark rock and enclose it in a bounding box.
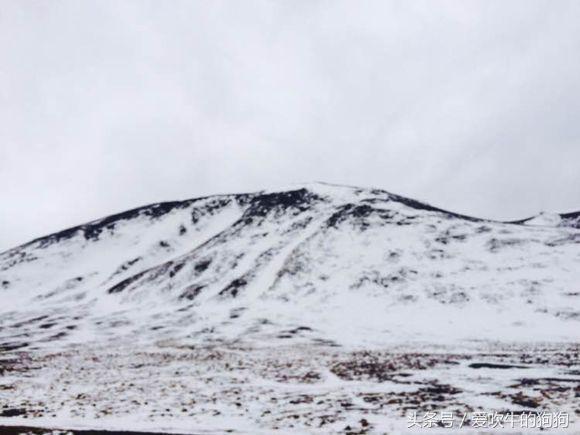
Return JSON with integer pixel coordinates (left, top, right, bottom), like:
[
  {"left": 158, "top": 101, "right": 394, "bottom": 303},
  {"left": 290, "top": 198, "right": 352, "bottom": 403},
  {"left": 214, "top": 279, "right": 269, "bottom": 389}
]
[
  {"left": 241, "top": 189, "right": 320, "bottom": 224},
  {"left": 194, "top": 259, "right": 212, "bottom": 273},
  {"left": 219, "top": 278, "right": 248, "bottom": 297},
  {"left": 113, "top": 257, "right": 142, "bottom": 275},
  {"left": 179, "top": 284, "right": 205, "bottom": 300},
  {"left": 488, "top": 237, "right": 525, "bottom": 252},
  {"left": 168, "top": 262, "right": 185, "bottom": 278},
  {"left": 469, "top": 362, "right": 529, "bottom": 369},
  {"left": 107, "top": 271, "right": 148, "bottom": 294},
  {"left": 560, "top": 211, "right": 580, "bottom": 228},
  {"left": 0, "top": 408, "right": 26, "bottom": 417}
]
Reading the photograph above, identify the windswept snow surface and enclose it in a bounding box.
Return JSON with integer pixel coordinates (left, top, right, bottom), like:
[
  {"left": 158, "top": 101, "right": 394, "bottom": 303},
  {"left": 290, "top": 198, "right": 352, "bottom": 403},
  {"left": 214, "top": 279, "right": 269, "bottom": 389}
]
[{"left": 0, "top": 183, "right": 578, "bottom": 434}]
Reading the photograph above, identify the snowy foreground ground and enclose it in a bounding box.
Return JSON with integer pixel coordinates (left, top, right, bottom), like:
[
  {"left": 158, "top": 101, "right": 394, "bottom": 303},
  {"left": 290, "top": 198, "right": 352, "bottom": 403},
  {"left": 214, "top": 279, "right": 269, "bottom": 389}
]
[{"left": 0, "top": 340, "right": 578, "bottom": 434}]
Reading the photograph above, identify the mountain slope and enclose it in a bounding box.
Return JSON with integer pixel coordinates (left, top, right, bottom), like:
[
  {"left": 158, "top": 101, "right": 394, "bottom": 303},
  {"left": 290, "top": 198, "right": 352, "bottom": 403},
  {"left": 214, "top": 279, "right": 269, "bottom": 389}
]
[{"left": 1, "top": 182, "right": 579, "bottom": 351}]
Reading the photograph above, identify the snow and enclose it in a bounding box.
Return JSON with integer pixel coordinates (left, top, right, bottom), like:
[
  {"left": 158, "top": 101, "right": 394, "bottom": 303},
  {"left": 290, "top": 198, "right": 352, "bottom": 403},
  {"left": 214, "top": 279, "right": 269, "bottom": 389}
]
[
  {"left": 524, "top": 212, "right": 563, "bottom": 227},
  {"left": 0, "top": 183, "right": 578, "bottom": 433}
]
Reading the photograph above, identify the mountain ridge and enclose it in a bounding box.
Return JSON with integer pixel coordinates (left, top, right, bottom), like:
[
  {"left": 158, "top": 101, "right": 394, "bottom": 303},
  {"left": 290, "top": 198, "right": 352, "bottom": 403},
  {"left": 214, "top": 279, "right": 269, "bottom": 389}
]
[
  {"left": 5, "top": 182, "right": 579, "bottom": 255},
  {"left": 9, "top": 182, "right": 580, "bottom": 254}
]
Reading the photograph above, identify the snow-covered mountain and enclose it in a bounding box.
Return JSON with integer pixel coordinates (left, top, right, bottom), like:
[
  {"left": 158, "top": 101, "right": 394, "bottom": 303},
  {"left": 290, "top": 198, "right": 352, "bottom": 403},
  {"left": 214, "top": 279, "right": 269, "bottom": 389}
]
[
  {"left": 1, "top": 182, "right": 578, "bottom": 351},
  {"left": 1, "top": 183, "right": 579, "bottom": 434}
]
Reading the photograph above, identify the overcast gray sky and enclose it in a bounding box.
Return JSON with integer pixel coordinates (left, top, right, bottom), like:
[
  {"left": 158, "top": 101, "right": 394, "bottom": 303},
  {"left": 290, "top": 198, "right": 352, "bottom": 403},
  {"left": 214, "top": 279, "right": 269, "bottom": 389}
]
[{"left": 1, "top": 0, "right": 580, "bottom": 251}]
